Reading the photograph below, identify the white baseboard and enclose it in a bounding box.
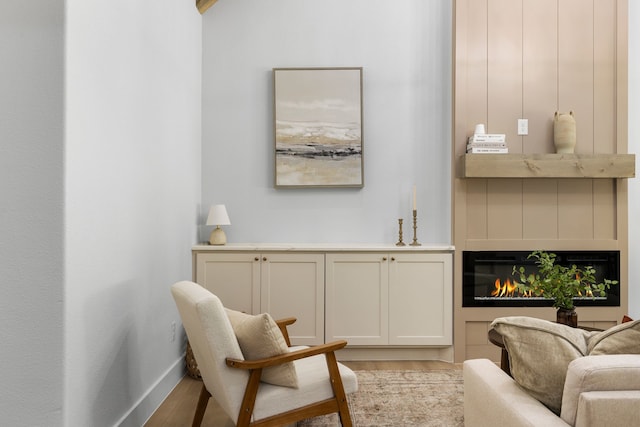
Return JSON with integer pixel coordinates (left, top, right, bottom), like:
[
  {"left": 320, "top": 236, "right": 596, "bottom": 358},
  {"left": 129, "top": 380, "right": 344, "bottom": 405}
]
[{"left": 116, "top": 356, "right": 186, "bottom": 427}]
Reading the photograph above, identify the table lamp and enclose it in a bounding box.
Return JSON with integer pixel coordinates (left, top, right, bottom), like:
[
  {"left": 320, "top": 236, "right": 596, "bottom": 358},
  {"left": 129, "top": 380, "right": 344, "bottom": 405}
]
[{"left": 206, "top": 204, "right": 231, "bottom": 245}]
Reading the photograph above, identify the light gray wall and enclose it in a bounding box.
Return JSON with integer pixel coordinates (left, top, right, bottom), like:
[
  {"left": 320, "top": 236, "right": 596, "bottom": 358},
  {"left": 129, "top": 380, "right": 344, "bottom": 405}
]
[
  {"left": 64, "top": 1, "right": 202, "bottom": 425},
  {"left": 201, "top": 0, "right": 453, "bottom": 245},
  {"left": 1, "top": 1, "right": 201, "bottom": 426},
  {"left": 0, "top": 2, "right": 65, "bottom": 425},
  {"left": 628, "top": 0, "right": 639, "bottom": 319}
]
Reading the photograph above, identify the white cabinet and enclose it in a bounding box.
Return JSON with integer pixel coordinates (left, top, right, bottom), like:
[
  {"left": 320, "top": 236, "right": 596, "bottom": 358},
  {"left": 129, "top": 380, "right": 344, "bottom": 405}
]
[
  {"left": 326, "top": 252, "right": 452, "bottom": 346},
  {"left": 259, "top": 253, "right": 324, "bottom": 346},
  {"left": 193, "top": 244, "right": 454, "bottom": 351},
  {"left": 325, "top": 253, "right": 389, "bottom": 345},
  {"left": 195, "top": 252, "right": 260, "bottom": 314},
  {"left": 388, "top": 253, "right": 452, "bottom": 345},
  {"left": 194, "top": 251, "right": 324, "bottom": 345}
]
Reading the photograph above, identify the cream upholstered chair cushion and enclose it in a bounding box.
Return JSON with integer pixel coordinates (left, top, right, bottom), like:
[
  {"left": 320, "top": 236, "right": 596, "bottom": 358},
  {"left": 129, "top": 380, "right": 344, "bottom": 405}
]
[
  {"left": 171, "top": 281, "right": 249, "bottom": 420},
  {"left": 225, "top": 308, "right": 298, "bottom": 388},
  {"left": 247, "top": 354, "right": 358, "bottom": 421}
]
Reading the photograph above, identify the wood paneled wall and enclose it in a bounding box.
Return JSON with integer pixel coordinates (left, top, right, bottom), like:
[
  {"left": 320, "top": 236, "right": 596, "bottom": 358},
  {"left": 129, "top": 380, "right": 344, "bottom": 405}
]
[{"left": 453, "top": 0, "right": 628, "bottom": 362}]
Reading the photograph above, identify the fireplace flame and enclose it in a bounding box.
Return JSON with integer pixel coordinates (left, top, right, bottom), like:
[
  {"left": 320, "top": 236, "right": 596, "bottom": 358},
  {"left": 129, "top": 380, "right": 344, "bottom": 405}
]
[
  {"left": 490, "top": 278, "right": 531, "bottom": 298},
  {"left": 491, "top": 278, "right": 516, "bottom": 297}
]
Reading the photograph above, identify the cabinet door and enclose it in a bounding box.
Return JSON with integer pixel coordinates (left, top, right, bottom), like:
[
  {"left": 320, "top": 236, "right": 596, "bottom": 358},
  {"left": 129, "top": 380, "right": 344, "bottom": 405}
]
[
  {"left": 194, "top": 252, "right": 260, "bottom": 314},
  {"left": 389, "top": 253, "right": 452, "bottom": 345},
  {"left": 260, "top": 253, "right": 325, "bottom": 345},
  {"left": 325, "top": 253, "right": 389, "bottom": 345}
]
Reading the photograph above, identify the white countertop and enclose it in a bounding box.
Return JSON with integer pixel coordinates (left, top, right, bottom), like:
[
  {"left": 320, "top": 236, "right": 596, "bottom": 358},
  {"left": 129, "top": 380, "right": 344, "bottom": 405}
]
[{"left": 192, "top": 243, "right": 455, "bottom": 252}]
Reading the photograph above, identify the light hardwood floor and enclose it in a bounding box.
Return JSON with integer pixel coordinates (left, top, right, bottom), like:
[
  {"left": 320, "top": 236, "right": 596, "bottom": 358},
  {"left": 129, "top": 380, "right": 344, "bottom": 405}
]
[{"left": 144, "top": 360, "right": 461, "bottom": 426}]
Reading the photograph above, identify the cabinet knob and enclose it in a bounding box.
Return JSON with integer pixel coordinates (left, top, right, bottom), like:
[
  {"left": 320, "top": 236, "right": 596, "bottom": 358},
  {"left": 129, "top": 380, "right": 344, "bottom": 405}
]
[
  {"left": 391, "top": 257, "right": 396, "bottom": 261},
  {"left": 263, "top": 257, "right": 267, "bottom": 261},
  {"left": 382, "top": 257, "right": 387, "bottom": 261},
  {"left": 254, "top": 257, "right": 259, "bottom": 261}
]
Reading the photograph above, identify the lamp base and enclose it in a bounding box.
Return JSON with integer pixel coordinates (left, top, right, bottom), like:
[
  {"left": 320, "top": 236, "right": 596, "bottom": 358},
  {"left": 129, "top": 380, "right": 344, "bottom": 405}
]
[{"left": 209, "top": 226, "right": 227, "bottom": 245}]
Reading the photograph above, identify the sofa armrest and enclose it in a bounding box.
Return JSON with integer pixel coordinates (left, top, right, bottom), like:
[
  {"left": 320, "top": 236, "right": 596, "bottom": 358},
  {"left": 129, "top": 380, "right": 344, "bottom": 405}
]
[
  {"left": 464, "top": 359, "right": 570, "bottom": 427},
  {"left": 573, "top": 390, "right": 640, "bottom": 427},
  {"left": 561, "top": 355, "right": 640, "bottom": 426}
]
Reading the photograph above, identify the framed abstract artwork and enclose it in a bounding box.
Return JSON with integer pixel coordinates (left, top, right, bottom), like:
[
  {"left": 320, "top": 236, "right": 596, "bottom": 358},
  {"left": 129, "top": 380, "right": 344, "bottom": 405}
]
[{"left": 273, "top": 67, "right": 364, "bottom": 188}]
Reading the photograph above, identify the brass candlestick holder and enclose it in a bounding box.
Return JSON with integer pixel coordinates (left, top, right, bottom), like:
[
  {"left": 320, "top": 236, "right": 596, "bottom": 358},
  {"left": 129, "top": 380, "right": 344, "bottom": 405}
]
[
  {"left": 410, "top": 209, "right": 421, "bottom": 246},
  {"left": 396, "top": 218, "right": 406, "bottom": 246}
]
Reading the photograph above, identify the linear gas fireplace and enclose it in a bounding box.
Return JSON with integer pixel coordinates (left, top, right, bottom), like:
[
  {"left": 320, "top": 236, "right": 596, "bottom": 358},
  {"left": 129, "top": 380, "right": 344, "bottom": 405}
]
[{"left": 463, "top": 250, "right": 620, "bottom": 308}]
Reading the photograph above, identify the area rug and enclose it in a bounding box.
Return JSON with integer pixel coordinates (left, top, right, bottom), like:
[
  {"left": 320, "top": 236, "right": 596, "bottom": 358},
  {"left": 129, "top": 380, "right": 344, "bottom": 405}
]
[{"left": 297, "top": 369, "right": 464, "bottom": 426}]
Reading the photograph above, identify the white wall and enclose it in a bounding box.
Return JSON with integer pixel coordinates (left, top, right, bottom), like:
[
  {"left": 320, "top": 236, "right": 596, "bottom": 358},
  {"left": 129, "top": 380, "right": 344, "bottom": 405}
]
[
  {"left": 65, "top": 1, "right": 201, "bottom": 426},
  {"left": 1, "top": 3, "right": 636, "bottom": 426},
  {"left": 201, "top": 0, "right": 452, "bottom": 245},
  {"left": 0, "top": 2, "right": 65, "bottom": 425},
  {"left": 628, "top": 0, "right": 639, "bottom": 319}
]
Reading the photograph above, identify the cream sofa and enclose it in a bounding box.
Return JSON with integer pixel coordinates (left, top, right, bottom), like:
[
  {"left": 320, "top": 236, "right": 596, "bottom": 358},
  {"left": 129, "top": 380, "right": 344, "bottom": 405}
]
[
  {"left": 464, "top": 356, "right": 640, "bottom": 427},
  {"left": 464, "top": 316, "right": 640, "bottom": 427}
]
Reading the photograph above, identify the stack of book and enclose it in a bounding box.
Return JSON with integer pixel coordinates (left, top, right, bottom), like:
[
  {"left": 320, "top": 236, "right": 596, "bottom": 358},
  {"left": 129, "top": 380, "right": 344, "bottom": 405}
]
[{"left": 467, "top": 133, "right": 507, "bottom": 154}]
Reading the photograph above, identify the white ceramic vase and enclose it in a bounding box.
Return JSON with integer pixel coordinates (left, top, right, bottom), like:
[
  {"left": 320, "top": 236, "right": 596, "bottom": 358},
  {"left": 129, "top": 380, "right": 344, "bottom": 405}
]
[{"left": 553, "top": 111, "right": 576, "bottom": 153}]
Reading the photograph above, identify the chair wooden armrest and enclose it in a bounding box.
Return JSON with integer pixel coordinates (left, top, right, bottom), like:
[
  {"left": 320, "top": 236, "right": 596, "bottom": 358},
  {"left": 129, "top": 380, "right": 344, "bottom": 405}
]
[
  {"left": 225, "top": 340, "right": 347, "bottom": 370},
  {"left": 275, "top": 317, "right": 296, "bottom": 347}
]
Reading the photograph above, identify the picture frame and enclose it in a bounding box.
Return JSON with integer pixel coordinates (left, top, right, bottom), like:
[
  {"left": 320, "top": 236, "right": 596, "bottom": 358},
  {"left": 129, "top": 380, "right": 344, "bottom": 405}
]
[{"left": 273, "top": 67, "right": 364, "bottom": 188}]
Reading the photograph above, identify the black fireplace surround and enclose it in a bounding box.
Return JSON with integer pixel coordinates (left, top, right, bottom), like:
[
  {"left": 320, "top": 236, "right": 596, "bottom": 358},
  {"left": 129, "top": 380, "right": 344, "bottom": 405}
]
[{"left": 463, "top": 250, "right": 620, "bottom": 307}]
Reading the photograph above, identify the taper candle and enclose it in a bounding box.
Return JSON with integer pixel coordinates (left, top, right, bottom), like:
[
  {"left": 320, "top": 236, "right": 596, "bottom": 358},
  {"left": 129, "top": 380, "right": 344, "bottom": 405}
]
[{"left": 412, "top": 185, "right": 417, "bottom": 210}]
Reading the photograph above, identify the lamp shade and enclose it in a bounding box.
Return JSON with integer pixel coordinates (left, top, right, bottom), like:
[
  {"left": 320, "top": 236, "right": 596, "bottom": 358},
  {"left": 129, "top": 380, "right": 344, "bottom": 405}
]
[{"left": 206, "top": 205, "right": 231, "bottom": 226}]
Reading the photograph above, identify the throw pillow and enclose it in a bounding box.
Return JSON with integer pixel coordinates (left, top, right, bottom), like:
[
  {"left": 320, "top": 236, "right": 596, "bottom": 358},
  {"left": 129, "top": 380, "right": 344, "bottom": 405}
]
[
  {"left": 490, "top": 316, "right": 593, "bottom": 414},
  {"left": 225, "top": 309, "right": 299, "bottom": 388},
  {"left": 587, "top": 319, "right": 640, "bottom": 355}
]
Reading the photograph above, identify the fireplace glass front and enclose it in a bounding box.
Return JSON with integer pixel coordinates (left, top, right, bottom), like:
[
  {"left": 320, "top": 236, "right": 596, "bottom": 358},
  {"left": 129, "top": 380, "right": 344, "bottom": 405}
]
[{"left": 462, "top": 250, "right": 620, "bottom": 307}]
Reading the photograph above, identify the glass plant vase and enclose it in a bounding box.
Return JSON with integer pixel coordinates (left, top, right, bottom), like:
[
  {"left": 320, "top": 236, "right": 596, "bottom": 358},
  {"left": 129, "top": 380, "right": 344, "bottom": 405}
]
[{"left": 556, "top": 307, "right": 578, "bottom": 328}]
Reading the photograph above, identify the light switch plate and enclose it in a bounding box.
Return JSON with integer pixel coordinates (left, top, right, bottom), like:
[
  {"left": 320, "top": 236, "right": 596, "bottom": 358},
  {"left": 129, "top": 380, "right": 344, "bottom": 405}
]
[{"left": 518, "top": 119, "right": 528, "bottom": 135}]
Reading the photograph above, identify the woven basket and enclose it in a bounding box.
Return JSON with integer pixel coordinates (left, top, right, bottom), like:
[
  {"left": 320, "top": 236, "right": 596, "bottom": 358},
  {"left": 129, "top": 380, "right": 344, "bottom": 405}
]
[{"left": 185, "top": 341, "right": 202, "bottom": 379}]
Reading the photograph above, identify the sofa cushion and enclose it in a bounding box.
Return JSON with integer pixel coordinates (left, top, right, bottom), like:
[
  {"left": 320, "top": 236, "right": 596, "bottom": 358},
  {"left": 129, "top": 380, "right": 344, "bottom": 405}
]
[
  {"left": 491, "top": 317, "right": 640, "bottom": 415},
  {"left": 226, "top": 309, "right": 299, "bottom": 388},
  {"left": 490, "top": 316, "right": 593, "bottom": 414},
  {"left": 587, "top": 319, "right": 640, "bottom": 355},
  {"left": 560, "top": 355, "right": 640, "bottom": 426}
]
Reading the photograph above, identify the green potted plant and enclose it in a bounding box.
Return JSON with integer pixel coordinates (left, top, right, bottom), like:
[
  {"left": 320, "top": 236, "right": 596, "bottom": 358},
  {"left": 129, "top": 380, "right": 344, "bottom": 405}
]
[{"left": 512, "top": 250, "right": 618, "bottom": 327}]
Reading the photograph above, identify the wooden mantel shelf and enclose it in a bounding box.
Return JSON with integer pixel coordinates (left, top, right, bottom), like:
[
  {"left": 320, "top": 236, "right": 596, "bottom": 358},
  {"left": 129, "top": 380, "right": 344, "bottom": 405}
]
[{"left": 462, "top": 153, "right": 635, "bottom": 179}]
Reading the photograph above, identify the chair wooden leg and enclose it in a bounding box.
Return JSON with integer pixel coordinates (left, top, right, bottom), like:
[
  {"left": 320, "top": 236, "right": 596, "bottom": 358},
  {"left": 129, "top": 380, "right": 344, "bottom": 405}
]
[
  {"left": 324, "top": 352, "right": 353, "bottom": 427},
  {"left": 236, "top": 368, "right": 263, "bottom": 427},
  {"left": 192, "top": 384, "right": 211, "bottom": 427}
]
